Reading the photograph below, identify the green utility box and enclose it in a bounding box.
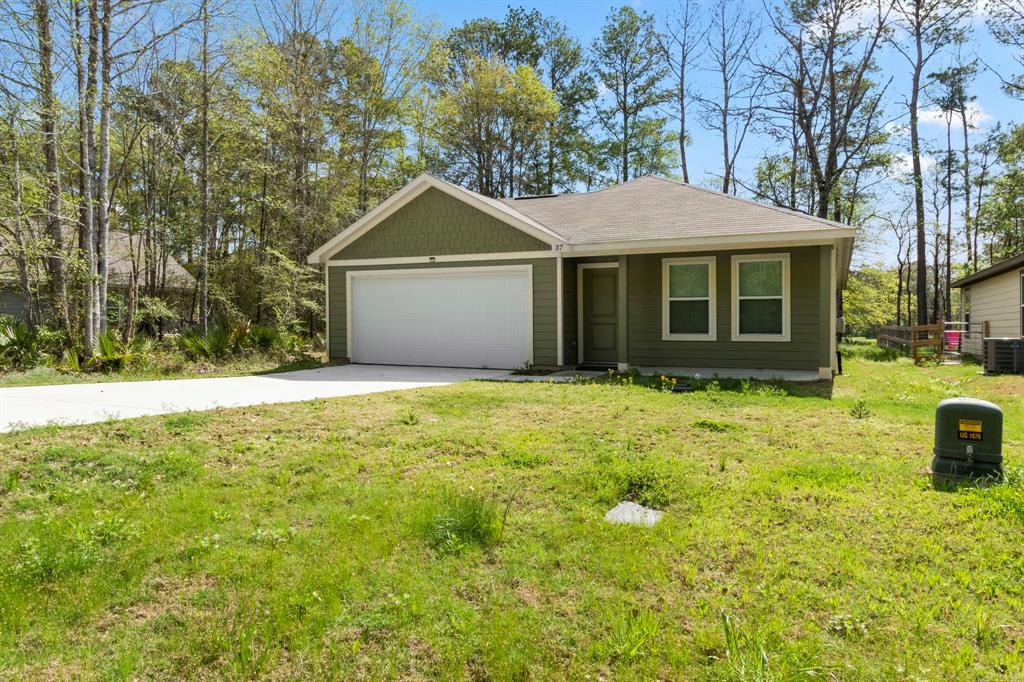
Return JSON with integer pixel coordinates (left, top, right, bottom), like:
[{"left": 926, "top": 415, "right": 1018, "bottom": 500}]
[{"left": 931, "top": 398, "right": 1003, "bottom": 482}]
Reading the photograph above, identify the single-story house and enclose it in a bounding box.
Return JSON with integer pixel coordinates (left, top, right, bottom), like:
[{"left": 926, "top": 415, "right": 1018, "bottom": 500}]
[
  {"left": 1, "top": 229, "right": 195, "bottom": 323},
  {"left": 307, "top": 174, "right": 855, "bottom": 380},
  {"left": 951, "top": 253, "right": 1024, "bottom": 360}
]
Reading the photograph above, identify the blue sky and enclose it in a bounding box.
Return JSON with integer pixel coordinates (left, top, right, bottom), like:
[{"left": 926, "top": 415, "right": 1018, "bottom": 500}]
[{"left": 416, "top": 0, "right": 1021, "bottom": 266}]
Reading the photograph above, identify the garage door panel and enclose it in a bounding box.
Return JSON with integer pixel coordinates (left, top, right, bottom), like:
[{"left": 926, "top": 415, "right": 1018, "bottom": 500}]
[{"left": 350, "top": 269, "right": 531, "bottom": 369}]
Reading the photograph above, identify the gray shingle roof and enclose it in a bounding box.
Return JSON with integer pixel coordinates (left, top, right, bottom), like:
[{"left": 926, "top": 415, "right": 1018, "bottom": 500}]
[
  {"left": 0, "top": 226, "right": 195, "bottom": 290},
  {"left": 498, "top": 176, "right": 854, "bottom": 244}
]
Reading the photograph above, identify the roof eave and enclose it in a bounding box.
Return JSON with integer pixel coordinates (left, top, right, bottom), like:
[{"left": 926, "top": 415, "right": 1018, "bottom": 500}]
[
  {"left": 561, "top": 228, "right": 855, "bottom": 255},
  {"left": 950, "top": 254, "right": 1024, "bottom": 288}
]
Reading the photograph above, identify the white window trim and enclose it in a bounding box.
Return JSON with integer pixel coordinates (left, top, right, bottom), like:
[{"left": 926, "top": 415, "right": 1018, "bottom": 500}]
[
  {"left": 661, "top": 256, "right": 717, "bottom": 341},
  {"left": 731, "top": 253, "right": 791, "bottom": 342}
]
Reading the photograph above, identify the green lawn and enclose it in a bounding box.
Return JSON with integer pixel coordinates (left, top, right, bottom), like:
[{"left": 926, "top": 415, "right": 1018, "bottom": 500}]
[
  {"left": 0, "top": 355, "right": 323, "bottom": 388},
  {"left": 1, "top": 351, "right": 1022, "bottom": 680}
]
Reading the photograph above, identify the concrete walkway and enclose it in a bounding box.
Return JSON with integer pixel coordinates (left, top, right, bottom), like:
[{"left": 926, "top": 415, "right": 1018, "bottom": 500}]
[{"left": 0, "top": 364, "right": 510, "bottom": 432}]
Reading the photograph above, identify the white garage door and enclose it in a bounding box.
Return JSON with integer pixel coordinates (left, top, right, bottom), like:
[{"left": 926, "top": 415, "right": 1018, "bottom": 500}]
[{"left": 349, "top": 266, "right": 531, "bottom": 369}]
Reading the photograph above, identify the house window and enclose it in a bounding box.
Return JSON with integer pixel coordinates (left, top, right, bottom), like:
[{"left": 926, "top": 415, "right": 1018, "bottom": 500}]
[
  {"left": 662, "top": 257, "right": 716, "bottom": 340},
  {"left": 1020, "top": 273, "right": 1023, "bottom": 337},
  {"left": 732, "top": 254, "right": 790, "bottom": 342}
]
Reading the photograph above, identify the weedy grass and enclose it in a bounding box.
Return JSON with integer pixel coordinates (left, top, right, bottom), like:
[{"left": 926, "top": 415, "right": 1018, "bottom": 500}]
[
  {"left": 421, "top": 487, "right": 509, "bottom": 554},
  {"left": 0, "top": 349, "right": 1023, "bottom": 679}
]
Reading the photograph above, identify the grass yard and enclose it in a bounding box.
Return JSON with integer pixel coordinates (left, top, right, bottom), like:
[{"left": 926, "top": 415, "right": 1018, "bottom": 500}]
[
  {"left": 1, "top": 348, "right": 1023, "bottom": 680},
  {"left": 0, "top": 355, "right": 323, "bottom": 388}
]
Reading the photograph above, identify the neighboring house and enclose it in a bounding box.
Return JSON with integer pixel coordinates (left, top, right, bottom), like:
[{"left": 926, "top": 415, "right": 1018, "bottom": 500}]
[
  {"left": 951, "top": 253, "right": 1024, "bottom": 359},
  {"left": 307, "top": 174, "right": 855, "bottom": 380},
  {"left": 0, "top": 229, "right": 195, "bottom": 323}
]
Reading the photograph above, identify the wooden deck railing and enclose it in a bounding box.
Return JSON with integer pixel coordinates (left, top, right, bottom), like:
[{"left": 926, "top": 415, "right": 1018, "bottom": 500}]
[{"left": 877, "top": 324, "right": 943, "bottom": 364}]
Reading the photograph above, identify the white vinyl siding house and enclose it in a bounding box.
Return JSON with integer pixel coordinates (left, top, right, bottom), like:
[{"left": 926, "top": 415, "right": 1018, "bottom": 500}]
[{"left": 952, "top": 255, "right": 1024, "bottom": 359}]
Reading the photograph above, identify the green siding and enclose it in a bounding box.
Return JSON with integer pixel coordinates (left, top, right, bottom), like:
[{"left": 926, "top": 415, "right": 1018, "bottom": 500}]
[
  {"left": 818, "top": 245, "right": 834, "bottom": 369},
  {"left": 566, "top": 246, "right": 827, "bottom": 371},
  {"left": 561, "top": 256, "right": 617, "bottom": 364},
  {"left": 330, "top": 187, "right": 549, "bottom": 260},
  {"left": 328, "top": 259, "right": 558, "bottom": 366}
]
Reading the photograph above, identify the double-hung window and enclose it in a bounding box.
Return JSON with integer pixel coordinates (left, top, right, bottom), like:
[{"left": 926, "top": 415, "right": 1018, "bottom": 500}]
[
  {"left": 732, "top": 254, "right": 790, "bottom": 342},
  {"left": 662, "top": 257, "right": 716, "bottom": 340}
]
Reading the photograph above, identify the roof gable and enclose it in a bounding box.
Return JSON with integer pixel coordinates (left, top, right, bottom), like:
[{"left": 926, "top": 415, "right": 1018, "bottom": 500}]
[
  {"left": 331, "top": 187, "right": 550, "bottom": 260},
  {"left": 307, "top": 175, "right": 564, "bottom": 264}
]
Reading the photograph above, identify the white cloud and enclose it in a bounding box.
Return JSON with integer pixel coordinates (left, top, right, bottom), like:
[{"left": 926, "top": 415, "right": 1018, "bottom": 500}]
[
  {"left": 917, "top": 103, "right": 992, "bottom": 129},
  {"left": 890, "top": 152, "right": 936, "bottom": 177}
]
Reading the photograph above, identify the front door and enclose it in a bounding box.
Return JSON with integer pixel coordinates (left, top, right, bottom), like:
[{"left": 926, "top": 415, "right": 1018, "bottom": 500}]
[{"left": 582, "top": 267, "right": 618, "bottom": 365}]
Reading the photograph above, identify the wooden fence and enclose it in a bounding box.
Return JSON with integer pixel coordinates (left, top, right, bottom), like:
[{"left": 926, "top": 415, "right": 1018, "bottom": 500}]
[{"left": 877, "top": 324, "right": 943, "bottom": 363}]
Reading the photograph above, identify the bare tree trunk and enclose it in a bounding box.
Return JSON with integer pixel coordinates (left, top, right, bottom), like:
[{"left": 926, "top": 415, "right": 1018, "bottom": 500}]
[
  {"left": 621, "top": 82, "right": 629, "bottom": 182},
  {"left": 34, "top": 0, "right": 70, "bottom": 333},
  {"left": 896, "top": 263, "right": 904, "bottom": 327},
  {"left": 198, "top": 0, "right": 211, "bottom": 335},
  {"left": 944, "top": 113, "right": 952, "bottom": 319},
  {"left": 909, "top": 47, "right": 928, "bottom": 324},
  {"left": 678, "top": 76, "right": 689, "bottom": 183},
  {"left": 96, "top": 0, "right": 113, "bottom": 335},
  {"left": 960, "top": 106, "right": 972, "bottom": 271},
  {"left": 7, "top": 118, "right": 35, "bottom": 329},
  {"left": 719, "top": 26, "right": 730, "bottom": 194},
  {"left": 75, "top": 0, "right": 100, "bottom": 352}
]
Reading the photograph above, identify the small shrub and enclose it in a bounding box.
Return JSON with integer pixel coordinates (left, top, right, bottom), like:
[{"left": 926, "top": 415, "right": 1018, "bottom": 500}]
[
  {"left": 206, "top": 327, "right": 232, "bottom": 358},
  {"left": 397, "top": 410, "right": 420, "bottom": 426},
  {"left": 621, "top": 459, "right": 672, "bottom": 509},
  {"left": 849, "top": 399, "right": 871, "bottom": 419},
  {"left": 249, "top": 324, "right": 280, "bottom": 351},
  {"left": 229, "top": 320, "right": 252, "bottom": 353},
  {"left": 87, "top": 331, "right": 149, "bottom": 372},
  {"left": 422, "top": 488, "right": 508, "bottom": 554},
  {"left": 62, "top": 347, "right": 82, "bottom": 373},
  {"left": 0, "top": 318, "right": 40, "bottom": 369},
  {"left": 606, "top": 607, "right": 661, "bottom": 662},
  {"left": 177, "top": 330, "right": 211, "bottom": 360}
]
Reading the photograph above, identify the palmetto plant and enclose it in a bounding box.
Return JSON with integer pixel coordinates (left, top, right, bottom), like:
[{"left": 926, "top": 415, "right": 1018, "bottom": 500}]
[
  {"left": 0, "top": 319, "right": 41, "bottom": 369},
  {"left": 87, "top": 331, "right": 150, "bottom": 372},
  {"left": 177, "top": 330, "right": 213, "bottom": 360},
  {"left": 248, "top": 324, "right": 279, "bottom": 351}
]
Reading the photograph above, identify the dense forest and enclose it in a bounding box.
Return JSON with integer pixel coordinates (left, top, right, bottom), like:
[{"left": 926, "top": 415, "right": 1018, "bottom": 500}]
[{"left": 1, "top": 0, "right": 1023, "bottom": 363}]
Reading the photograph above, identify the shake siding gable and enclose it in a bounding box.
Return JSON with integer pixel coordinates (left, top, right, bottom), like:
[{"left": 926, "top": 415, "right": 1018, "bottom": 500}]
[{"left": 329, "top": 187, "right": 550, "bottom": 260}]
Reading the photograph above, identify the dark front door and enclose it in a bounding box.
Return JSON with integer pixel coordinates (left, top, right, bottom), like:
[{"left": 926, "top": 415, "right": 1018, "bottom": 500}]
[{"left": 582, "top": 267, "right": 618, "bottom": 365}]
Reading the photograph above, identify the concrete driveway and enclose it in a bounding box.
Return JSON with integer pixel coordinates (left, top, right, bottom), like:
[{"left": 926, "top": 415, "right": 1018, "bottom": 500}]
[{"left": 0, "top": 364, "right": 511, "bottom": 432}]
